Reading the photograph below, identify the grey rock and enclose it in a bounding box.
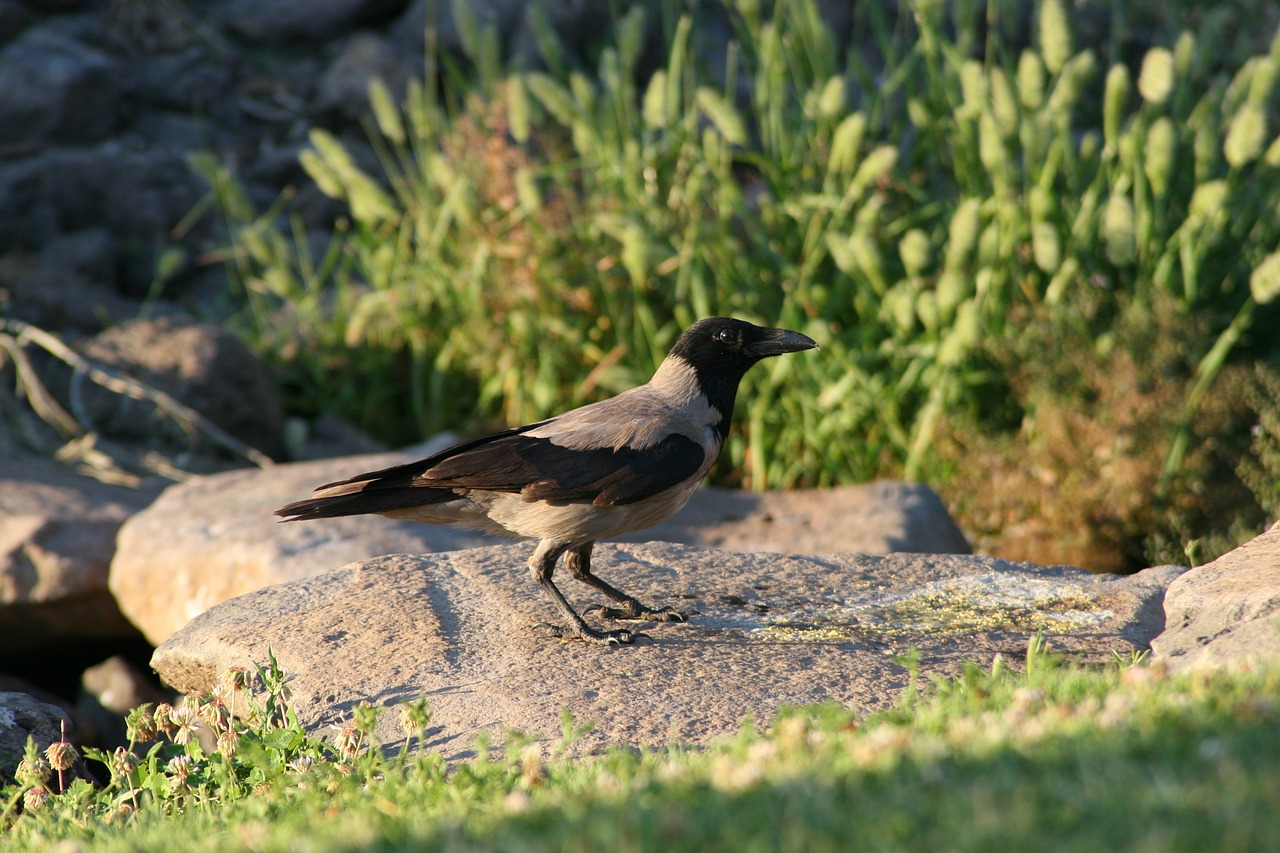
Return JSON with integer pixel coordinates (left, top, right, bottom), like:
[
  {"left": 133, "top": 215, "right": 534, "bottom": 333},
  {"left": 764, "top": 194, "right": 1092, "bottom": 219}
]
[
  {"left": 389, "top": 0, "right": 523, "bottom": 58},
  {"left": 315, "top": 32, "right": 412, "bottom": 123},
  {"left": 95, "top": 148, "right": 205, "bottom": 253},
  {"left": 0, "top": 154, "right": 63, "bottom": 251},
  {"left": 152, "top": 544, "right": 1184, "bottom": 758},
  {"left": 0, "top": 691, "right": 73, "bottom": 785},
  {"left": 75, "top": 656, "right": 170, "bottom": 749},
  {"left": 0, "top": 457, "right": 156, "bottom": 655},
  {"left": 0, "top": 25, "right": 120, "bottom": 150},
  {"left": 38, "top": 227, "right": 118, "bottom": 284},
  {"left": 224, "top": 0, "right": 407, "bottom": 44},
  {"left": 110, "top": 437, "right": 476, "bottom": 646},
  {"left": 1151, "top": 522, "right": 1280, "bottom": 671},
  {"left": 121, "top": 45, "right": 237, "bottom": 112},
  {"left": 0, "top": 144, "right": 203, "bottom": 253},
  {"left": 622, "top": 481, "right": 971, "bottom": 556},
  {"left": 75, "top": 317, "right": 286, "bottom": 459},
  {"left": 123, "top": 111, "right": 234, "bottom": 157},
  {"left": 0, "top": 2, "right": 33, "bottom": 45},
  {"left": 0, "top": 252, "right": 137, "bottom": 332}
]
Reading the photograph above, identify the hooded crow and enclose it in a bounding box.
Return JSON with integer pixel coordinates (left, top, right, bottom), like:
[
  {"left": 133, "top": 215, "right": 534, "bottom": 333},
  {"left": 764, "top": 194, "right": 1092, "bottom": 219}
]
[{"left": 276, "top": 317, "right": 818, "bottom": 644}]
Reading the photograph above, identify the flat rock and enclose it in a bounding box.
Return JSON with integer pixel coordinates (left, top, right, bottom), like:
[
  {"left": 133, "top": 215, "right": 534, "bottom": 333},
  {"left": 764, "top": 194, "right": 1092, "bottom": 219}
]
[
  {"left": 110, "top": 438, "right": 478, "bottom": 646},
  {"left": 152, "top": 544, "right": 1184, "bottom": 758},
  {"left": 628, "top": 480, "right": 970, "bottom": 556},
  {"left": 111, "top": 442, "right": 969, "bottom": 645},
  {"left": 1150, "top": 522, "right": 1280, "bottom": 670},
  {"left": 0, "top": 457, "right": 156, "bottom": 654}
]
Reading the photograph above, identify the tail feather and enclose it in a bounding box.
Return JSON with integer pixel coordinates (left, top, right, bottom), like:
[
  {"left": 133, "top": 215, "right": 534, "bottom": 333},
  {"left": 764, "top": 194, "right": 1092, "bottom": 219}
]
[{"left": 275, "top": 486, "right": 457, "bottom": 522}]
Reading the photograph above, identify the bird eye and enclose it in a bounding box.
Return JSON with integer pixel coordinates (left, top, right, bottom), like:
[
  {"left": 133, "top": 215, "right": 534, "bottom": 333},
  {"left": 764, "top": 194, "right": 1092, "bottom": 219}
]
[{"left": 715, "top": 328, "right": 737, "bottom": 344}]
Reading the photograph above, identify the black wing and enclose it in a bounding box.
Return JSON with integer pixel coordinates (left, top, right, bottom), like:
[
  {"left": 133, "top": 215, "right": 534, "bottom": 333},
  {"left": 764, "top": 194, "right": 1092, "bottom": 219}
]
[{"left": 421, "top": 430, "right": 707, "bottom": 506}]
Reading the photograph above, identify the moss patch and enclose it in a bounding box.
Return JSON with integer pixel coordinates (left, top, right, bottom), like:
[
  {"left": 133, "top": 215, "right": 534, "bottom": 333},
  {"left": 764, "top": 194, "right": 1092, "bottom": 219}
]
[{"left": 755, "top": 574, "right": 1113, "bottom": 642}]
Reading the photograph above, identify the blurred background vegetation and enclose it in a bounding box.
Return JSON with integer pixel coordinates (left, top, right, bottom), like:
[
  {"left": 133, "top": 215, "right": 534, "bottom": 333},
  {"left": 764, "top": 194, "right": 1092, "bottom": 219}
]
[{"left": 201, "top": 0, "right": 1280, "bottom": 572}]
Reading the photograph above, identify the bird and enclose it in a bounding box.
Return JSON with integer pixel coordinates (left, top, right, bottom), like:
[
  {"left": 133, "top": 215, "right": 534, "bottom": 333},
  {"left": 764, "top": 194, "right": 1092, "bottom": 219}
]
[{"left": 275, "top": 317, "right": 818, "bottom": 644}]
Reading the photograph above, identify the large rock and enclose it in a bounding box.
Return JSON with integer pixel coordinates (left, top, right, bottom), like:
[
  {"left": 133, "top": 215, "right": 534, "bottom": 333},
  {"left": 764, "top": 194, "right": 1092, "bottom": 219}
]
[
  {"left": 0, "top": 25, "right": 120, "bottom": 150},
  {"left": 0, "top": 457, "right": 157, "bottom": 655},
  {"left": 389, "top": 0, "right": 524, "bottom": 59},
  {"left": 1151, "top": 522, "right": 1280, "bottom": 670},
  {"left": 0, "top": 691, "right": 73, "bottom": 785},
  {"left": 315, "top": 32, "right": 413, "bottom": 123},
  {"left": 110, "top": 441, "right": 969, "bottom": 645},
  {"left": 224, "top": 0, "right": 408, "bottom": 44},
  {"left": 110, "top": 438, "right": 479, "bottom": 645},
  {"left": 75, "top": 318, "right": 286, "bottom": 460},
  {"left": 152, "top": 544, "right": 1184, "bottom": 758},
  {"left": 0, "top": 145, "right": 203, "bottom": 263},
  {"left": 639, "top": 480, "right": 969, "bottom": 556}
]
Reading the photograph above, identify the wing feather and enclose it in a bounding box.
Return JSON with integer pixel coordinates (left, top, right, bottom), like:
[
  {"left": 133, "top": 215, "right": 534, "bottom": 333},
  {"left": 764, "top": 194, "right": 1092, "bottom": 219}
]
[
  {"left": 301, "top": 419, "right": 710, "bottom": 508},
  {"left": 423, "top": 431, "right": 708, "bottom": 506}
]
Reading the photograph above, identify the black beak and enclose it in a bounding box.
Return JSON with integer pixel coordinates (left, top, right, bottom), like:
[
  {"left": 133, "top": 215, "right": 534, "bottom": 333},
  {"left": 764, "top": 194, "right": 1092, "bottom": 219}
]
[{"left": 746, "top": 327, "right": 819, "bottom": 359}]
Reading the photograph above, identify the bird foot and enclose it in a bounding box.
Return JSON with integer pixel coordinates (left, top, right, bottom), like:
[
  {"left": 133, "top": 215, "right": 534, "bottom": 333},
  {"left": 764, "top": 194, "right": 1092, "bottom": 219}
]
[
  {"left": 583, "top": 602, "right": 688, "bottom": 623},
  {"left": 532, "top": 621, "right": 644, "bottom": 645}
]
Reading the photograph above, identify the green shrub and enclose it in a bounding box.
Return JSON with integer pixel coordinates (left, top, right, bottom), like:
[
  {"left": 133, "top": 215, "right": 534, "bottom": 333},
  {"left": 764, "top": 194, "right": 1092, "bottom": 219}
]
[{"left": 205, "top": 0, "right": 1280, "bottom": 560}]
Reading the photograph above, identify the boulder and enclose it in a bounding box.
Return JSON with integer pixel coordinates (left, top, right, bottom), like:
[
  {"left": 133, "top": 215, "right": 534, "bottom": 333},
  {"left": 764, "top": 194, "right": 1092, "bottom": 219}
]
[
  {"left": 110, "top": 437, "right": 478, "bottom": 646},
  {"left": 223, "top": 0, "right": 408, "bottom": 44},
  {"left": 1150, "top": 522, "right": 1280, "bottom": 671},
  {"left": 0, "top": 25, "right": 120, "bottom": 150},
  {"left": 0, "top": 691, "right": 74, "bottom": 785},
  {"left": 0, "top": 251, "right": 138, "bottom": 332},
  {"left": 75, "top": 317, "right": 286, "bottom": 460},
  {"left": 0, "top": 457, "right": 157, "bottom": 655},
  {"left": 631, "top": 481, "right": 970, "bottom": 556},
  {"left": 315, "top": 32, "right": 413, "bottom": 123},
  {"left": 389, "top": 0, "right": 524, "bottom": 59},
  {"left": 152, "top": 544, "right": 1185, "bottom": 758},
  {"left": 110, "top": 440, "right": 969, "bottom": 645},
  {"left": 75, "top": 656, "right": 171, "bottom": 750},
  {"left": 0, "top": 145, "right": 204, "bottom": 262}
]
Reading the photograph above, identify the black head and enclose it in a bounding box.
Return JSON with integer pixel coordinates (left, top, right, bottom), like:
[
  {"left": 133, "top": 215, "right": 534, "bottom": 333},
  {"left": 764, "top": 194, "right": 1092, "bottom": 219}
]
[
  {"left": 662, "top": 318, "right": 817, "bottom": 434},
  {"left": 668, "top": 317, "right": 818, "bottom": 374}
]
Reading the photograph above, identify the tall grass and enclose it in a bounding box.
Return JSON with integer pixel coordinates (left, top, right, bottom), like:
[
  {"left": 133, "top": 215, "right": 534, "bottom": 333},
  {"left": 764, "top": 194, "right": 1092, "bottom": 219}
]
[{"left": 206, "top": 0, "right": 1280, "bottom": 500}]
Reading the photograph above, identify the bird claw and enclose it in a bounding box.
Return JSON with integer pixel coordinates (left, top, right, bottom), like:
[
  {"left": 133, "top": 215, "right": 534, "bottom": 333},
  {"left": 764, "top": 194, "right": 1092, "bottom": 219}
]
[
  {"left": 532, "top": 621, "right": 643, "bottom": 645},
  {"left": 583, "top": 602, "right": 688, "bottom": 623}
]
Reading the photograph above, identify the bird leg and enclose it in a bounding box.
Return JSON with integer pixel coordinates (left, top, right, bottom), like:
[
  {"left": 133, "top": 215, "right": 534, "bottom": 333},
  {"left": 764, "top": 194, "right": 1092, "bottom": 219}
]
[
  {"left": 567, "top": 542, "right": 686, "bottom": 623},
  {"left": 527, "top": 540, "right": 638, "bottom": 645}
]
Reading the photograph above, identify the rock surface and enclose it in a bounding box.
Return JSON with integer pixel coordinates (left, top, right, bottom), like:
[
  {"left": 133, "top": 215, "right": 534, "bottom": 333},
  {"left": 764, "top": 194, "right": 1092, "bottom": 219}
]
[
  {"left": 152, "top": 543, "right": 1184, "bottom": 759},
  {"left": 1151, "top": 522, "right": 1280, "bottom": 671},
  {"left": 109, "top": 437, "right": 473, "bottom": 646},
  {"left": 0, "top": 457, "right": 157, "bottom": 654},
  {"left": 111, "top": 442, "right": 970, "bottom": 645},
  {"left": 0, "top": 691, "right": 74, "bottom": 784},
  {"left": 75, "top": 318, "right": 287, "bottom": 460}
]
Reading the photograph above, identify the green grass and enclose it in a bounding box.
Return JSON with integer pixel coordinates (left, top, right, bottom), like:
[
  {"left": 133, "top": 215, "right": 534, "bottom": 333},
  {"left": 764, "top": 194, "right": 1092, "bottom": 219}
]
[
  {"left": 196, "top": 0, "right": 1280, "bottom": 566},
  {"left": 6, "top": 641, "right": 1280, "bottom": 851}
]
